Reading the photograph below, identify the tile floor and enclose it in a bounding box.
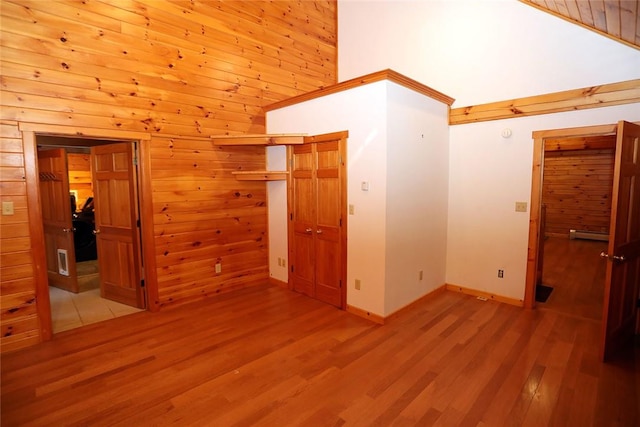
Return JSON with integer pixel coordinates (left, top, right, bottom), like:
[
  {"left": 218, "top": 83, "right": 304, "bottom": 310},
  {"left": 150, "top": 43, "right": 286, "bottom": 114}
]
[{"left": 49, "top": 286, "right": 143, "bottom": 333}]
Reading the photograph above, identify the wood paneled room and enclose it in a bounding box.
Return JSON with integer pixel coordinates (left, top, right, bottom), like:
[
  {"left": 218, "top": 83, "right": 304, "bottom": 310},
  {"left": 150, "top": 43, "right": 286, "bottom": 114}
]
[{"left": 1, "top": 1, "right": 639, "bottom": 425}]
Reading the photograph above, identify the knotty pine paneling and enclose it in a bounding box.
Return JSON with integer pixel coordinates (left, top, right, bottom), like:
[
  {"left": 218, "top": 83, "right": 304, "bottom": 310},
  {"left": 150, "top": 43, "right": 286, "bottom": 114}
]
[
  {"left": 0, "top": 1, "right": 337, "bottom": 352},
  {"left": 542, "top": 148, "right": 615, "bottom": 237},
  {"left": 0, "top": 121, "right": 41, "bottom": 352},
  {"left": 0, "top": 0, "right": 336, "bottom": 135},
  {"left": 150, "top": 136, "right": 269, "bottom": 307},
  {"left": 67, "top": 153, "right": 92, "bottom": 209}
]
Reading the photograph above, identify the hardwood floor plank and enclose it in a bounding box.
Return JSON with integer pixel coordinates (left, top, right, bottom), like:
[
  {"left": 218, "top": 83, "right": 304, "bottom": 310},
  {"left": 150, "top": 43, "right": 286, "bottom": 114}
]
[
  {"left": 1, "top": 285, "right": 638, "bottom": 426},
  {"left": 480, "top": 311, "right": 557, "bottom": 425},
  {"left": 540, "top": 237, "right": 607, "bottom": 320}
]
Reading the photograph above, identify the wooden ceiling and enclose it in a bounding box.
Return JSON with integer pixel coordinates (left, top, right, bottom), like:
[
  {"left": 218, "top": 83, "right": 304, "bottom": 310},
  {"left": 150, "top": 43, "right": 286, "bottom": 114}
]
[{"left": 520, "top": 0, "right": 640, "bottom": 50}]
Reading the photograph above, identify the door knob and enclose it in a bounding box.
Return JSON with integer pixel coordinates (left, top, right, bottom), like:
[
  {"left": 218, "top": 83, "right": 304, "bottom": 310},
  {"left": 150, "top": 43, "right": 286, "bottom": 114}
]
[
  {"left": 600, "top": 251, "right": 626, "bottom": 262},
  {"left": 62, "top": 227, "right": 75, "bottom": 233},
  {"left": 316, "top": 229, "right": 323, "bottom": 234},
  {"left": 93, "top": 229, "right": 101, "bottom": 235},
  {"left": 305, "top": 228, "right": 312, "bottom": 233}
]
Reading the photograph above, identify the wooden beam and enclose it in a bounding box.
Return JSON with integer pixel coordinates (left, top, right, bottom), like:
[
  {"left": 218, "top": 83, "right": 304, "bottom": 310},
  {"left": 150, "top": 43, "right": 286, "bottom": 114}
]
[
  {"left": 450, "top": 79, "right": 640, "bottom": 125},
  {"left": 211, "top": 134, "right": 306, "bottom": 146}
]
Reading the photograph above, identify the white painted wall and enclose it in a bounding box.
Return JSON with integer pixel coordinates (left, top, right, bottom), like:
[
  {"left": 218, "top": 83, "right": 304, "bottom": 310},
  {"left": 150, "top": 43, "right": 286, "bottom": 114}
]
[
  {"left": 338, "top": 0, "right": 640, "bottom": 301},
  {"left": 267, "top": 81, "right": 451, "bottom": 316},
  {"left": 267, "top": 146, "right": 288, "bottom": 282},
  {"left": 384, "top": 83, "right": 449, "bottom": 314},
  {"left": 267, "top": 82, "right": 390, "bottom": 315},
  {"left": 338, "top": 0, "right": 640, "bottom": 106},
  {"left": 447, "top": 104, "right": 640, "bottom": 300}
]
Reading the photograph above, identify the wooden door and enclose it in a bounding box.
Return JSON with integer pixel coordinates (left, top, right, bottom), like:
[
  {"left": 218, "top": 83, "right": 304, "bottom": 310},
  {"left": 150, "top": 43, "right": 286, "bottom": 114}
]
[
  {"left": 38, "top": 148, "right": 78, "bottom": 293},
  {"left": 290, "top": 144, "right": 315, "bottom": 297},
  {"left": 92, "top": 143, "right": 145, "bottom": 308},
  {"left": 314, "top": 141, "right": 343, "bottom": 307},
  {"left": 289, "top": 133, "right": 347, "bottom": 309},
  {"left": 601, "top": 121, "right": 640, "bottom": 361}
]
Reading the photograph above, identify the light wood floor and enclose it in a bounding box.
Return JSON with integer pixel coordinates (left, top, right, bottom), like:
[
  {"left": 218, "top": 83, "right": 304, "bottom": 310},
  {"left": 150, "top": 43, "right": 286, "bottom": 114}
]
[{"left": 2, "top": 284, "right": 638, "bottom": 426}]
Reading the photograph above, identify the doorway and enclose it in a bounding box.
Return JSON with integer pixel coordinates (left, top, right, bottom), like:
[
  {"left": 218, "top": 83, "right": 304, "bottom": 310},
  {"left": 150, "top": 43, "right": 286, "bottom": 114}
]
[
  {"left": 35, "top": 135, "right": 145, "bottom": 333},
  {"left": 535, "top": 134, "right": 616, "bottom": 320},
  {"left": 526, "top": 121, "right": 640, "bottom": 361}
]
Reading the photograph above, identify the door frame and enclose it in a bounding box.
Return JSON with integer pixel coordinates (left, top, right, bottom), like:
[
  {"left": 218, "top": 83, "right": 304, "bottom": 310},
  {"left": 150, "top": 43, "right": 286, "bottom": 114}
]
[
  {"left": 20, "top": 123, "right": 157, "bottom": 342},
  {"left": 286, "top": 131, "right": 348, "bottom": 310},
  {"left": 524, "top": 122, "right": 622, "bottom": 309}
]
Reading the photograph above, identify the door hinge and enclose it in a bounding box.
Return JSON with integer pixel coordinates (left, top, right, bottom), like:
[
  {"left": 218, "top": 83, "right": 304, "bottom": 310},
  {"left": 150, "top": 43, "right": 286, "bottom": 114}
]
[
  {"left": 290, "top": 213, "right": 293, "bottom": 221},
  {"left": 133, "top": 154, "right": 138, "bottom": 166},
  {"left": 339, "top": 218, "right": 342, "bottom": 226},
  {"left": 637, "top": 298, "right": 640, "bottom": 309},
  {"left": 339, "top": 279, "right": 342, "bottom": 288},
  {"left": 291, "top": 265, "right": 294, "bottom": 273},
  {"left": 140, "top": 279, "right": 145, "bottom": 288},
  {"left": 136, "top": 218, "right": 141, "bottom": 227}
]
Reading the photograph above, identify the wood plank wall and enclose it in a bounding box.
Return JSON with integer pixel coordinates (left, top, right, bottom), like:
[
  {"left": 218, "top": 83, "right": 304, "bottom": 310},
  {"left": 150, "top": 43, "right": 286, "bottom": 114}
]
[
  {"left": 0, "top": 120, "right": 41, "bottom": 352},
  {"left": 542, "top": 148, "right": 615, "bottom": 237},
  {"left": 150, "top": 137, "right": 269, "bottom": 307},
  {"left": 0, "top": 0, "right": 337, "bottom": 352},
  {"left": 67, "top": 153, "right": 92, "bottom": 210}
]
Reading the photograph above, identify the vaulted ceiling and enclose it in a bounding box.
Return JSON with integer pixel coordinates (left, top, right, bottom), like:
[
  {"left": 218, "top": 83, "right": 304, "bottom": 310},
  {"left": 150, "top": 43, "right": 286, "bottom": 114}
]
[{"left": 520, "top": 0, "right": 640, "bottom": 50}]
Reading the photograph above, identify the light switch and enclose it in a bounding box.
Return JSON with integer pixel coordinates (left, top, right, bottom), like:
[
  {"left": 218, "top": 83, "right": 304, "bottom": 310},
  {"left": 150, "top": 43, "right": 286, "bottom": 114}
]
[
  {"left": 361, "top": 181, "right": 369, "bottom": 191},
  {"left": 515, "top": 202, "right": 528, "bottom": 212},
  {"left": 2, "top": 201, "right": 14, "bottom": 215}
]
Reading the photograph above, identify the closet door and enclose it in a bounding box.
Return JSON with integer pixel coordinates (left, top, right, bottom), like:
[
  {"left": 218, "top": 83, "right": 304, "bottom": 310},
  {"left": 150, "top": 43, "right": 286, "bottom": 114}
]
[
  {"left": 289, "top": 133, "right": 347, "bottom": 309},
  {"left": 290, "top": 144, "right": 315, "bottom": 297},
  {"left": 314, "top": 140, "right": 342, "bottom": 307}
]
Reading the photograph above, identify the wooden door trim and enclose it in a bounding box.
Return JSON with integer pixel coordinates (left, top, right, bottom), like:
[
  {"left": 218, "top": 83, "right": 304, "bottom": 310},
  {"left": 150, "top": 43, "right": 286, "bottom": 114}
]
[
  {"left": 21, "top": 125, "right": 155, "bottom": 341},
  {"left": 525, "top": 123, "right": 619, "bottom": 309},
  {"left": 138, "top": 138, "right": 159, "bottom": 311},
  {"left": 19, "top": 122, "right": 151, "bottom": 141},
  {"left": 22, "top": 131, "right": 52, "bottom": 342}
]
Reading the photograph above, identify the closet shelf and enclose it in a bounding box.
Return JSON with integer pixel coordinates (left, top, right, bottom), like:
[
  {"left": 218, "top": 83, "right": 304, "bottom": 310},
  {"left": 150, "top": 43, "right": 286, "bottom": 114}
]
[{"left": 231, "top": 171, "right": 288, "bottom": 181}]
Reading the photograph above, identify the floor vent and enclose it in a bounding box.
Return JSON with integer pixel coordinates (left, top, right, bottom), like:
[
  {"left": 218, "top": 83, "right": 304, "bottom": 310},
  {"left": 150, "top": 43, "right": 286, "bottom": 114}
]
[{"left": 569, "top": 229, "right": 609, "bottom": 242}]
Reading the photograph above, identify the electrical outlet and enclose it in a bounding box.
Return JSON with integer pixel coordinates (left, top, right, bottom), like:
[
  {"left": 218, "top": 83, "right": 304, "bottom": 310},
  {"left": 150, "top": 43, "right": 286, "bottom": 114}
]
[
  {"left": 349, "top": 204, "right": 355, "bottom": 215},
  {"left": 355, "top": 279, "right": 361, "bottom": 290},
  {"left": 215, "top": 262, "right": 222, "bottom": 274},
  {"left": 498, "top": 269, "right": 504, "bottom": 278},
  {"left": 281, "top": 258, "right": 286, "bottom": 268},
  {"left": 515, "top": 202, "right": 528, "bottom": 212}
]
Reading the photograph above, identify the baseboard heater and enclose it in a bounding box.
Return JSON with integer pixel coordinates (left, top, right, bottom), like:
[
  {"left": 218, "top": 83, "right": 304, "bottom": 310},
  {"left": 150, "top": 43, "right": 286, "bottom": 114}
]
[{"left": 569, "top": 229, "right": 609, "bottom": 242}]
